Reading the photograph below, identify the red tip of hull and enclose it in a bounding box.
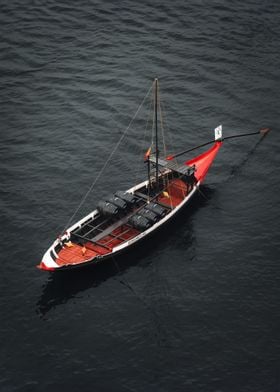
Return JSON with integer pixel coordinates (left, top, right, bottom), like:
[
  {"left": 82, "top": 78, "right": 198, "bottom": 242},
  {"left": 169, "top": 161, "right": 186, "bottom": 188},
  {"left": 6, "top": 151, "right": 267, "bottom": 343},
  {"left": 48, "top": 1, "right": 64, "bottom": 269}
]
[
  {"left": 186, "top": 141, "right": 222, "bottom": 183},
  {"left": 36, "top": 262, "right": 55, "bottom": 272}
]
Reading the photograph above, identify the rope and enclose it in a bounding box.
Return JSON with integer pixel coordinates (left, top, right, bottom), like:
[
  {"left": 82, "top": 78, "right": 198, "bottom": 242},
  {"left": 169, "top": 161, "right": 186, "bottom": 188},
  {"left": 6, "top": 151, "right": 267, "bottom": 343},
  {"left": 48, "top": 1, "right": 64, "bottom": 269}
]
[
  {"left": 158, "top": 94, "right": 179, "bottom": 172},
  {"left": 111, "top": 254, "right": 162, "bottom": 320},
  {"left": 133, "top": 82, "right": 154, "bottom": 183},
  {"left": 157, "top": 85, "right": 179, "bottom": 199},
  {"left": 158, "top": 81, "right": 169, "bottom": 191},
  {"left": 158, "top": 81, "right": 167, "bottom": 157},
  {"left": 151, "top": 80, "right": 156, "bottom": 147},
  {"left": 61, "top": 82, "right": 153, "bottom": 234}
]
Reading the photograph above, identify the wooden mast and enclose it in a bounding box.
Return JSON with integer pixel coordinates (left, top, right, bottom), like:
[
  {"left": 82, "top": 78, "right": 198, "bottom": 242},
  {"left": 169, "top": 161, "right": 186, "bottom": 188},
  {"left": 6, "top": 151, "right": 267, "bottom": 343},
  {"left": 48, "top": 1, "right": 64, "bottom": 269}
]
[{"left": 155, "top": 78, "right": 159, "bottom": 191}]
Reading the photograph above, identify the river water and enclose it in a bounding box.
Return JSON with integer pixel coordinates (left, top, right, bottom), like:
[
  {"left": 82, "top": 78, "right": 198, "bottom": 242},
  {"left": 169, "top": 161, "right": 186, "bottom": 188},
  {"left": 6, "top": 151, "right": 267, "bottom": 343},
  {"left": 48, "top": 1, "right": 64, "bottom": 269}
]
[{"left": 1, "top": 1, "right": 280, "bottom": 391}]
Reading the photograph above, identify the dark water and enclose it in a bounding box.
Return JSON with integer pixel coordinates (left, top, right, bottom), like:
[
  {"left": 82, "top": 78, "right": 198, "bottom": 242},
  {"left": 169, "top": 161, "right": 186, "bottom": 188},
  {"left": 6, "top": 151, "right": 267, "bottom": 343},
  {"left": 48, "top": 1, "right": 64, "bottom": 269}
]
[{"left": 1, "top": 0, "right": 280, "bottom": 391}]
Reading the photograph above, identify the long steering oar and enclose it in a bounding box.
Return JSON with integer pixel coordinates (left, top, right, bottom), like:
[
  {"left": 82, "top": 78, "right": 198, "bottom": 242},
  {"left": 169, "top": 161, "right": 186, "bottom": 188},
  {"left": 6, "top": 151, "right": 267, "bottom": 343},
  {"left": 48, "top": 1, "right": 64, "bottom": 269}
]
[{"left": 166, "top": 127, "right": 271, "bottom": 160}]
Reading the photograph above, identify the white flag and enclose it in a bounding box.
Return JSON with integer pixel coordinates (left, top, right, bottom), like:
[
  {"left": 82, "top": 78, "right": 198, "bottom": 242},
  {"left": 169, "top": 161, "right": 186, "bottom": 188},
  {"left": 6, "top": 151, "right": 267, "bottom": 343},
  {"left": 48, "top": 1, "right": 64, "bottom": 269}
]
[{"left": 215, "top": 124, "right": 222, "bottom": 140}]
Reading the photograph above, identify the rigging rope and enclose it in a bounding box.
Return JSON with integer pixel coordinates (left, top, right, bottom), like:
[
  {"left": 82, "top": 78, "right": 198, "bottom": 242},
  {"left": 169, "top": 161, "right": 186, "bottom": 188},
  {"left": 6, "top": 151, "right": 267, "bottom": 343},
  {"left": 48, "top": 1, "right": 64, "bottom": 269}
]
[
  {"left": 133, "top": 82, "right": 154, "bottom": 183},
  {"left": 158, "top": 81, "right": 167, "bottom": 158},
  {"left": 157, "top": 86, "right": 180, "bottom": 193},
  {"left": 61, "top": 82, "right": 153, "bottom": 235}
]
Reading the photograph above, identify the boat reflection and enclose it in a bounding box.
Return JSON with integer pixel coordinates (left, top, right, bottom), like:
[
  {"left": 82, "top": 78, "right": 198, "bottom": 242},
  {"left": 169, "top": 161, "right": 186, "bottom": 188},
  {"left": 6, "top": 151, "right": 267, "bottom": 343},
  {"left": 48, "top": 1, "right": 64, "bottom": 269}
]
[{"left": 36, "top": 187, "right": 214, "bottom": 317}]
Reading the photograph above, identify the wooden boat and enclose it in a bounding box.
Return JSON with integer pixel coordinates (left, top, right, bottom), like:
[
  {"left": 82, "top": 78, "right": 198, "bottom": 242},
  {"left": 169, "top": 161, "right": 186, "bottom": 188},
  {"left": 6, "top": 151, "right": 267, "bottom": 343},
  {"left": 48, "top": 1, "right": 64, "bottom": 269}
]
[{"left": 38, "top": 79, "right": 223, "bottom": 271}]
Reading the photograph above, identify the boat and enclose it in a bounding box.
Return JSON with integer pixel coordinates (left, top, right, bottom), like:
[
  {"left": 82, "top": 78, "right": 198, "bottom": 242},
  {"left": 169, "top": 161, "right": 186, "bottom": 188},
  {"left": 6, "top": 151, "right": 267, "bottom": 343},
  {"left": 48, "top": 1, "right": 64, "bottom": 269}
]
[{"left": 38, "top": 78, "right": 223, "bottom": 271}]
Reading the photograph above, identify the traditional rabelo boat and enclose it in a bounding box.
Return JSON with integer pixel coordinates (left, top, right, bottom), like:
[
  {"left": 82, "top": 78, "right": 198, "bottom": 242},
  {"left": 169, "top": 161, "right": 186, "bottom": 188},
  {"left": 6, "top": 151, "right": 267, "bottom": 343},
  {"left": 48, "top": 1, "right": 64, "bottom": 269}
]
[
  {"left": 38, "top": 79, "right": 268, "bottom": 271},
  {"left": 38, "top": 79, "right": 223, "bottom": 271}
]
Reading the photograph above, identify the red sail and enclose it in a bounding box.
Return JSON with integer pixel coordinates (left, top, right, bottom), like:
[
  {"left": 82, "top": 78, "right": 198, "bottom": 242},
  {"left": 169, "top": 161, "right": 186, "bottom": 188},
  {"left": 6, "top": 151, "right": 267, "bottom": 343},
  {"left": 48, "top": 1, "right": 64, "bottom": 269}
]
[{"left": 185, "top": 141, "right": 222, "bottom": 183}]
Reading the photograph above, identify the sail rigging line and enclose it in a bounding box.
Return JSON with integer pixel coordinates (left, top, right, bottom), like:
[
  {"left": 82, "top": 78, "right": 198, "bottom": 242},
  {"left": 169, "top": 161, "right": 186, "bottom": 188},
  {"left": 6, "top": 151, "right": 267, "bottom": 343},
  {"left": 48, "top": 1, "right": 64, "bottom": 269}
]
[
  {"left": 151, "top": 80, "right": 156, "bottom": 148},
  {"left": 147, "top": 81, "right": 156, "bottom": 201},
  {"left": 60, "top": 82, "right": 153, "bottom": 235},
  {"left": 133, "top": 83, "right": 154, "bottom": 185},
  {"left": 157, "top": 95, "right": 176, "bottom": 160},
  {"left": 157, "top": 81, "right": 169, "bottom": 196},
  {"left": 158, "top": 82, "right": 174, "bottom": 193},
  {"left": 158, "top": 81, "right": 167, "bottom": 158},
  {"left": 157, "top": 92, "right": 180, "bottom": 192}
]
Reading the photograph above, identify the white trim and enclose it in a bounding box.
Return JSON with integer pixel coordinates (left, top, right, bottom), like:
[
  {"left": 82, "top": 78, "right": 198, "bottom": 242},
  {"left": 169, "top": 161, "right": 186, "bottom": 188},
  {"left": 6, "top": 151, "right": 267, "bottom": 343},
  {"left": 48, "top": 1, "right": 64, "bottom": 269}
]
[{"left": 42, "top": 248, "right": 60, "bottom": 268}]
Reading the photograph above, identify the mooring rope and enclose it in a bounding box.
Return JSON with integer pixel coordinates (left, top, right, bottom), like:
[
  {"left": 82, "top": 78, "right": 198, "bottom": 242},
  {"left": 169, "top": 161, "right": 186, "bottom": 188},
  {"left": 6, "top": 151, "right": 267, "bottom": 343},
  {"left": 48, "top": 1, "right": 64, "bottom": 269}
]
[{"left": 61, "top": 82, "right": 153, "bottom": 235}]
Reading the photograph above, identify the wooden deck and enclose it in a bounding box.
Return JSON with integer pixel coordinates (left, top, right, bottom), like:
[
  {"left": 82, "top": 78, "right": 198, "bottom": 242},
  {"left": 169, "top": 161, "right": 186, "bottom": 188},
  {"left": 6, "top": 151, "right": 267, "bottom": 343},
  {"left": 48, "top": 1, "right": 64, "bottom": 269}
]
[
  {"left": 56, "top": 224, "right": 140, "bottom": 266},
  {"left": 55, "top": 179, "right": 189, "bottom": 266},
  {"left": 157, "top": 178, "right": 188, "bottom": 207}
]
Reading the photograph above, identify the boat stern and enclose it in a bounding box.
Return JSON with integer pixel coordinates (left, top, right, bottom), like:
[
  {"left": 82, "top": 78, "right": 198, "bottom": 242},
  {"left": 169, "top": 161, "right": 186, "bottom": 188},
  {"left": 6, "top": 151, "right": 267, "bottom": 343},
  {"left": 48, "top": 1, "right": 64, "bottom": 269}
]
[{"left": 37, "top": 246, "right": 60, "bottom": 271}]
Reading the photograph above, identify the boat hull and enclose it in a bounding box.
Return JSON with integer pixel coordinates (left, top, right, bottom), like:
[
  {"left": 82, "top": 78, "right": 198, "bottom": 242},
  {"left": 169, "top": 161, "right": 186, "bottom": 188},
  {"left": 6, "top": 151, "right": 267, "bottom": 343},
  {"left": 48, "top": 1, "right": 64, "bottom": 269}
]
[
  {"left": 39, "top": 183, "right": 200, "bottom": 271},
  {"left": 38, "top": 141, "right": 222, "bottom": 272}
]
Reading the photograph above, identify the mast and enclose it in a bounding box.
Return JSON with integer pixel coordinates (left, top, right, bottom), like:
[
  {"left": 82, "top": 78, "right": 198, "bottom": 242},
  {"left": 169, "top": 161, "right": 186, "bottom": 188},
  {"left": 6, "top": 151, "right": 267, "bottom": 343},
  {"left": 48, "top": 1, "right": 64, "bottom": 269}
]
[{"left": 155, "top": 78, "right": 159, "bottom": 191}]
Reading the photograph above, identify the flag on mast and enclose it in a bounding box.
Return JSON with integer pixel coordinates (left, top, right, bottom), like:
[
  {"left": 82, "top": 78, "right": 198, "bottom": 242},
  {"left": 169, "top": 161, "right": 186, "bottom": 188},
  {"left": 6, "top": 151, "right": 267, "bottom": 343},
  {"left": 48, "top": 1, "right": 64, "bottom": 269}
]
[{"left": 144, "top": 146, "right": 152, "bottom": 160}]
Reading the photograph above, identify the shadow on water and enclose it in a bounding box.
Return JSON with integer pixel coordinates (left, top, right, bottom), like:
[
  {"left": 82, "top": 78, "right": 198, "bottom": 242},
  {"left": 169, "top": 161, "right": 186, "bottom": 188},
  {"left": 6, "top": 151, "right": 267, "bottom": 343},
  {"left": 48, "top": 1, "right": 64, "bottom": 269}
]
[
  {"left": 36, "top": 186, "right": 215, "bottom": 317},
  {"left": 227, "top": 134, "right": 269, "bottom": 180}
]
